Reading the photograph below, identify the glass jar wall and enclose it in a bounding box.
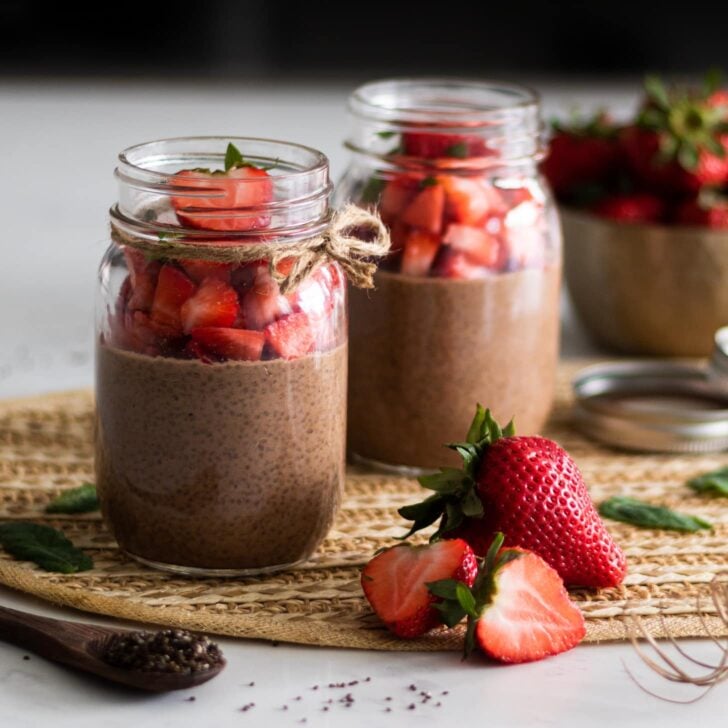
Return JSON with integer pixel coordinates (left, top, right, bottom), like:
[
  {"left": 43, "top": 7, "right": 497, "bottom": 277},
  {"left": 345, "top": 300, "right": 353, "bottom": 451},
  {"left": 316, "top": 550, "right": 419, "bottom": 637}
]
[
  {"left": 336, "top": 79, "right": 561, "bottom": 472},
  {"left": 96, "top": 137, "right": 347, "bottom": 575}
]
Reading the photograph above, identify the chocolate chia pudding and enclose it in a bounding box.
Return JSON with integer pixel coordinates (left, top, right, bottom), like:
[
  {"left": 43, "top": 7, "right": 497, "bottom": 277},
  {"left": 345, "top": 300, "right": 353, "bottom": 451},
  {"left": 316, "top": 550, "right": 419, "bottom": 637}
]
[
  {"left": 348, "top": 266, "right": 560, "bottom": 470},
  {"left": 95, "top": 343, "right": 347, "bottom": 572}
]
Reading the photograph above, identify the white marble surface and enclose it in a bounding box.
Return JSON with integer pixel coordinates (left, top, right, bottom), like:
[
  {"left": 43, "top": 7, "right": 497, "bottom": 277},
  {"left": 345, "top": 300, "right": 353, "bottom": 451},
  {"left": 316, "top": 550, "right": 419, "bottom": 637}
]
[{"left": 0, "top": 79, "right": 725, "bottom": 725}]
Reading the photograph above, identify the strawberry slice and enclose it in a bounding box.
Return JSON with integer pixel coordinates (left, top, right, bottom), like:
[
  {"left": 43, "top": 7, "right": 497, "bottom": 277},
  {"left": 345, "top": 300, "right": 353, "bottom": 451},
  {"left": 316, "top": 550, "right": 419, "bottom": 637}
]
[
  {"left": 432, "top": 250, "right": 488, "bottom": 280},
  {"left": 401, "top": 183, "right": 445, "bottom": 234},
  {"left": 190, "top": 327, "right": 265, "bottom": 362},
  {"left": 402, "top": 133, "right": 489, "bottom": 159},
  {"left": 265, "top": 312, "right": 315, "bottom": 360},
  {"left": 440, "top": 176, "right": 500, "bottom": 225},
  {"left": 123, "top": 248, "right": 160, "bottom": 312},
  {"left": 430, "top": 536, "right": 585, "bottom": 663},
  {"left": 171, "top": 166, "right": 274, "bottom": 232},
  {"left": 180, "top": 259, "right": 232, "bottom": 284},
  {"left": 379, "top": 178, "right": 418, "bottom": 222},
  {"left": 180, "top": 277, "right": 240, "bottom": 333},
  {"left": 361, "top": 539, "right": 477, "bottom": 639},
  {"left": 241, "top": 269, "right": 292, "bottom": 330},
  {"left": 401, "top": 230, "right": 440, "bottom": 276},
  {"left": 443, "top": 224, "right": 500, "bottom": 267},
  {"left": 150, "top": 265, "right": 197, "bottom": 332}
]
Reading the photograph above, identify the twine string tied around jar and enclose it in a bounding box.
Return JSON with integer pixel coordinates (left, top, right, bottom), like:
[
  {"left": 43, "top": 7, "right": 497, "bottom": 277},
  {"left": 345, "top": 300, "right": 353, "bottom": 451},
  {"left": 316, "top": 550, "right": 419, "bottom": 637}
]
[{"left": 109, "top": 204, "right": 391, "bottom": 294}]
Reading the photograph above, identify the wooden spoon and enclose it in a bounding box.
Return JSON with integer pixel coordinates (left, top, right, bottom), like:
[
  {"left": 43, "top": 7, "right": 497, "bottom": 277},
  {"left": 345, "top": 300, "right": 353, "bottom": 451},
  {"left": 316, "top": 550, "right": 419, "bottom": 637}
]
[{"left": 0, "top": 605, "right": 225, "bottom": 692}]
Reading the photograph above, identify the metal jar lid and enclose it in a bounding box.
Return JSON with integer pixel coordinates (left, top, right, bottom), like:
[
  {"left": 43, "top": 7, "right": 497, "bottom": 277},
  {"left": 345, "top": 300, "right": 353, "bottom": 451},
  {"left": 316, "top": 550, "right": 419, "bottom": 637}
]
[{"left": 573, "top": 333, "right": 728, "bottom": 453}]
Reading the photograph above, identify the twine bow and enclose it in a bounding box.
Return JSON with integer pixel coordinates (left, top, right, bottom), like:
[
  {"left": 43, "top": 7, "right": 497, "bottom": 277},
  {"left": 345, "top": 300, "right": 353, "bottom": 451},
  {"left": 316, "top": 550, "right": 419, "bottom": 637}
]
[{"left": 109, "top": 204, "right": 391, "bottom": 294}]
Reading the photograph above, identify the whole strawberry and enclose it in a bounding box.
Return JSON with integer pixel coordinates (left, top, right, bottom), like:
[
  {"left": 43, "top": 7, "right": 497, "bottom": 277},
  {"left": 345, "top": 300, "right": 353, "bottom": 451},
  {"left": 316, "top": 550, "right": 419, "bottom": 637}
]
[
  {"left": 541, "top": 112, "right": 621, "bottom": 199},
  {"left": 593, "top": 192, "right": 665, "bottom": 224},
  {"left": 399, "top": 406, "right": 627, "bottom": 589},
  {"left": 676, "top": 189, "right": 728, "bottom": 229},
  {"left": 621, "top": 72, "right": 728, "bottom": 195}
]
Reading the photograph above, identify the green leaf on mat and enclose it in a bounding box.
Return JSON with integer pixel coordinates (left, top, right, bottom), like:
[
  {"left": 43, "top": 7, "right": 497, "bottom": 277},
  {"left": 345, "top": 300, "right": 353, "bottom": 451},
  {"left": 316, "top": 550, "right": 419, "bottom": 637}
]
[
  {"left": 0, "top": 522, "right": 93, "bottom": 573},
  {"left": 598, "top": 496, "right": 712, "bottom": 533},
  {"left": 687, "top": 467, "right": 728, "bottom": 498},
  {"left": 45, "top": 483, "right": 99, "bottom": 514}
]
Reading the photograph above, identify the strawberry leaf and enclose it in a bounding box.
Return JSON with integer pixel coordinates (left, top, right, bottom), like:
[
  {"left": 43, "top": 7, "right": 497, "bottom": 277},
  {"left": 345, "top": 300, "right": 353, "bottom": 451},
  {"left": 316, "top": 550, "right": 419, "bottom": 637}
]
[
  {"left": 466, "top": 404, "right": 487, "bottom": 444},
  {"left": 455, "top": 582, "right": 478, "bottom": 617},
  {"left": 427, "top": 578, "right": 461, "bottom": 600},
  {"left": 502, "top": 419, "right": 516, "bottom": 437},
  {"left": 704, "top": 68, "right": 723, "bottom": 96},
  {"left": 419, "top": 468, "right": 467, "bottom": 495},
  {"left": 645, "top": 75, "right": 670, "bottom": 109},
  {"left": 461, "top": 488, "right": 485, "bottom": 518},
  {"left": 397, "top": 494, "right": 447, "bottom": 538}
]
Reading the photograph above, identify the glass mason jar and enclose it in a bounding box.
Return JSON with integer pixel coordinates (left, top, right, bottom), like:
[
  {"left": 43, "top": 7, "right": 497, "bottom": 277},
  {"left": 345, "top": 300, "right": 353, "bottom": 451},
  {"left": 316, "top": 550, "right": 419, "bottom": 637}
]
[
  {"left": 96, "top": 137, "right": 347, "bottom": 575},
  {"left": 337, "top": 79, "right": 561, "bottom": 472}
]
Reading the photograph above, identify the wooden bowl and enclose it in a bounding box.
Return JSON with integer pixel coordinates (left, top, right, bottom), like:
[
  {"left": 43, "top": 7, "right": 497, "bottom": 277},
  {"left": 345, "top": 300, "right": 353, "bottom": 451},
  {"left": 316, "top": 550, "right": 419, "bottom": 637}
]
[{"left": 562, "top": 207, "right": 728, "bottom": 356}]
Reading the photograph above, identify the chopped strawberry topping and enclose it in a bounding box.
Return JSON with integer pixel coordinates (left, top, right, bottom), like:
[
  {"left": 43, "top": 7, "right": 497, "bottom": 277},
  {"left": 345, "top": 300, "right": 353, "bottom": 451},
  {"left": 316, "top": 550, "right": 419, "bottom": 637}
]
[
  {"left": 265, "top": 312, "right": 315, "bottom": 360},
  {"left": 402, "top": 133, "right": 489, "bottom": 159},
  {"left": 150, "top": 265, "right": 197, "bottom": 332},
  {"left": 123, "top": 248, "right": 160, "bottom": 312},
  {"left": 443, "top": 224, "right": 501, "bottom": 267},
  {"left": 191, "top": 327, "right": 265, "bottom": 361},
  {"left": 241, "top": 270, "right": 291, "bottom": 330},
  {"left": 180, "top": 259, "right": 232, "bottom": 284},
  {"left": 401, "top": 183, "right": 445, "bottom": 234},
  {"left": 180, "top": 277, "right": 240, "bottom": 333},
  {"left": 400, "top": 230, "right": 440, "bottom": 276}
]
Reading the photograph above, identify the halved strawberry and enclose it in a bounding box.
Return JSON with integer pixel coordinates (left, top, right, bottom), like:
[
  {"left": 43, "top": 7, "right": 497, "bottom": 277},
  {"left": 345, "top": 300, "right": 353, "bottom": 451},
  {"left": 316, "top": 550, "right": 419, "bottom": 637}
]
[
  {"left": 432, "top": 250, "right": 488, "bottom": 280},
  {"left": 180, "top": 259, "right": 232, "bottom": 284},
  {"left": 443, "top": 224, "right": 500, "bottom": 267},
  {"left": 171, "top": 166, "right": 274, "bottom": 232},
  {"left": 400, "top": 229, "right": 440, "bottom": 276},
  {"left": 401, "top": 183, "right": 445, "bottom": 234},
  {"left": 180, "top": 277, "right": 240, "bottom": 333},
  {"left": 379, "top": 178, "right": 418, "bottom": 222},
  {"left": 241, "top": 269, "right": 292, "bottom": 330},
  {"left": 265, "top": 312, "right": 315, "bottom": 359},
  {"left": 361, "top": 539, "right": 477, "bottom": 639},
  {"left": 191, "top": 327, "right": 265, "bottom": 362},
  {"left": 150, "top": 265, "right": 197, "bottom": 332},
  {"left": 430, "top": 536, "right": 585, "bottom": 663},
  {"left": 123, "top": 248, "right": 160, "bottom": 312},
  {"left": 402, "top": 133, "right": 488, "bottom": 159}
]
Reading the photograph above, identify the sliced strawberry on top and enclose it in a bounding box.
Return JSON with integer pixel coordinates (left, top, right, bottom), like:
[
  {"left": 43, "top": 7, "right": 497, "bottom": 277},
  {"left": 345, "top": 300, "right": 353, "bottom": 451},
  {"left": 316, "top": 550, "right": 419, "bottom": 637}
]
[
  {"left": 180, "top": 259, "right": 232, "bottom": 284},
  {"left": 241, "top": 270, "right": 292, "bottom": 330},
  {"left": 432, "top": 249, "right": 488, "bottom": 280},
  {"left": 150, "top": 264, "right": 197, "bottom": 332},
  {"left": 171, "top": 166, "right": 274, "bottom": 232},
  {"left": 400, "top": 229, "right": 440, "bottom": 276},
  {"left": 379, "top": 177, "right": 418, "bottom": 222},
  {"left": 401, "top": 183, "right": 445, "bottom": 234},
  {"left": 439, "top": 176, "right": 498, "bottom": 225},
  {"left": 265, "top": 312, "right": 315, "bottom": 360},
  {"left": 123, "top": 248, "right": 160, "bottom": 312},
  {"left": 402, "top": 132, "right": 489, "bottom": 159},
  {"left": 361, "top": 539, "right": 477, "bottom": 639},
  {"left": 191, "top": 327, "right": 264, "bottom": 362},
  {"left": 430, "top": 536, "right": 585, "bottom": 663},
  {"left": 180, "top": 277, "right": 240, "bottom": 333},
  {"left": 443, "top": 224, "right": 500, "bottom": 268}
]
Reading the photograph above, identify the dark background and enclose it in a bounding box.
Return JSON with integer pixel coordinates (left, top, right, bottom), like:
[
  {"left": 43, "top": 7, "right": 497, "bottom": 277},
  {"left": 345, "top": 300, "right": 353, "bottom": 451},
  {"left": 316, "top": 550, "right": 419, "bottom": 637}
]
[{"left": 1, "top": 1, "right": 726, "bottom": 81}]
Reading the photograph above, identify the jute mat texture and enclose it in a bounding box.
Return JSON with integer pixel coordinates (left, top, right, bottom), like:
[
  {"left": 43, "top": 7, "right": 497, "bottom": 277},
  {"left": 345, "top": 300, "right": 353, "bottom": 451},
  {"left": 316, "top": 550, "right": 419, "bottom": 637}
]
[{"left": 0, "top": 362, "right": 726, "bottom": 649}]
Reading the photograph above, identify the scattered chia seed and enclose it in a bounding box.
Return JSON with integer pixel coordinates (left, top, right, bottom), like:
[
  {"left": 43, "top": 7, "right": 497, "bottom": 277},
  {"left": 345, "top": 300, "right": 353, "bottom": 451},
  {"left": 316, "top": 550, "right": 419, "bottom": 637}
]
[
  {"left": 239, "top": 703, "right": 255, "bottom": 712},
  {"left": 348, "top": 680, "right": 358, "bottom": 686},
  {"left": 22, "top": 655, "right": 30, "bottom": 661},
  {"left": 281, "top": 705, "right": 288, "bottom": 711},
  {"left": 408, "top": 684, "right": 417, "bottom": 691},
  {"left": 385, "top": 707, "right": 392, "bottom": 713},
  {"left": 247, "top": 681, "right": 255, "bottom": 687},
  {"left": 364, "top": 677, "right": 371, "bottom": 682},
  {"left": 385, "top": 697, "right": 392, "bottom": 701},
  {"left": 408, "top": 703, "right": 416, "bottom": 710},
  {"left": 293, "top": 696, "right": 302, "bottom": 701},
  {"left": 441, "top": 690, "right": 449, "bottom": 696},
  {"left": 103, "top": 629, "right": 223, "bottom": 675},
  {"left": 322, "top": 706, "right": 329, "bottom": 712},
  {"left": 311, "top": 685, "right": 319, "bottom": 690},
  {"left": 435, "top": 702, "right": 442, "bottom": 708},
  {"left": 184, "top": 696, "right": 196, "bottom": 702}
]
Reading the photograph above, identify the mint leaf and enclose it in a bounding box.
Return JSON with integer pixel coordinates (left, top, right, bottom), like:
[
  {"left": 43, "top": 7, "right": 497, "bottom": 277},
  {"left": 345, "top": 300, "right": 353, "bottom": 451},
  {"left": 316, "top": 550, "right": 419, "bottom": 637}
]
[
  {"left": 688, "top": 467, "right": 728, "bottom": 497},
  {"left": 444, "top": 141, "right": 468, "bottom": 158},
  {"left": 46, "top": 484, "right": 99, "bottom": 514},
  {"left": 376, "top": 131, "right": 397, "bottom": 140},
  {"left": 0, "top": 523, "right": 93, "bottom": 573},
  {"left": 420, "top": 176, "right": 438, "bottom": 188},
  {"left": 224, "top": 142, "right": 245, "bottom": 171},
  {"left": 360, "top": 176, "right": 385, "bottom": 204},
  {"left": 599, "top": 496, "right": 712, "bottom": 532}
]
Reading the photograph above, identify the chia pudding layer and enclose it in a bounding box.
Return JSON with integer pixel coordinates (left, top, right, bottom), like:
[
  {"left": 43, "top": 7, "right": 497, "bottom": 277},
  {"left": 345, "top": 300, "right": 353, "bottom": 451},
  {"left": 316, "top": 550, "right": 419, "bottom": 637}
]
[
  {"left": 95, "top": 343, "right": 347, "bottom": 572},
  {"left": 348, "top": 266, "right": 560, "bottom": 470}
]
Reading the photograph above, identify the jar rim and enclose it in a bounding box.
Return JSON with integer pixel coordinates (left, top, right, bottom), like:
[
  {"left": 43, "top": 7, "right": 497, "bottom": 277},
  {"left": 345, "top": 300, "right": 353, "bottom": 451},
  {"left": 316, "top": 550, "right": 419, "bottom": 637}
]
[{"left": 348, "top": 77, "right": 540, "bottom": 124}]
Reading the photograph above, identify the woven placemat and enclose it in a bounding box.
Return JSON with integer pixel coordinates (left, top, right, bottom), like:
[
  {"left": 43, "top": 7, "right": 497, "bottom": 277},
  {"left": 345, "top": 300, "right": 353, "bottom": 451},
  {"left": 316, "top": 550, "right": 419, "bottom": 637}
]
[{"left": 0, "top": 362, "right": 726, "bottom": 650}]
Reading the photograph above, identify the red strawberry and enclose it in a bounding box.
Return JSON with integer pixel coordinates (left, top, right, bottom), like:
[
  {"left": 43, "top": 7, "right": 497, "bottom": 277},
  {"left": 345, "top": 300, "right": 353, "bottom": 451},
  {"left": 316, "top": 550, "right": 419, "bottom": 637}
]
[
  {"left": 676, "top": 191, "right": 728, "bottom": 229},
  {"left": 442, "top": 224, "right": 500, "bottom": 267},
  {"left": 402, "top": 132, "right": 488, "bottom": 159},
  {"left": 190, "top": 327, "right": 264, "bottom": 361},
  {"left": 180, "top": 277, "right": 240, "bottom": 333},
  {"left": 180, "top": 259, "right": 231, "bottom": 284},
  {"left": 432, "top": 250, "right": 488, "bottom": 280},
  {"left": 622, "top": 73, "right": 728, "bottom": 194},
  {"left": 123, "top": 248, "right": 160, "bottom": 312},
  {"left": 592, "top": 193, "right": 665, "bottom": 224},
  {"left": 439, "top": 175, "right": 501, "bottom": 224},
  {"left": 400, "top": 230, "right": 440, "bottom": 276},
  {"left": 401, "top": 183, "right": 445, "bottom": 234},
  {"left": 241, "top": 269, "right": 292, "bottom": 330},
  {"left": 379, "top": 177, "right": 418, "bottom": 222},
  {"left": 361, "top": 539, "right": 477, "bottom": 639},
  {"left": 399, "top": 406, "right": 627, "bottom": 589},
  {"left": 265, "top": 312, "right": 315, "bottom": 359},
  {"left": 430, "top": 535, "right": 585, "bottom": 663},
  {"left": 541, "top": 112, "right": 620, "bottom": 198},
  {"left": 150, "top": 265, "right": 197, "bottom": 332},
  {"left": 170, "top": 145, "right": 274, "bottom": 231}
]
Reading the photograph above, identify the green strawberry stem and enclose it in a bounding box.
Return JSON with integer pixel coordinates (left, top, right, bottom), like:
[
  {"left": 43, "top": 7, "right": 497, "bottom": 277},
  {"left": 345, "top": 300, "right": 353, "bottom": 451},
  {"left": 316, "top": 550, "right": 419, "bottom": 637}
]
[
  {"left": 398, "top": 405, "right": 514, "bottom": 541},
  {"left": 427, "top": 532, "right": 523, "bottom": 658}
]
